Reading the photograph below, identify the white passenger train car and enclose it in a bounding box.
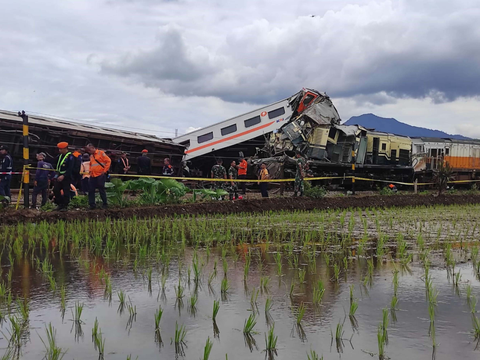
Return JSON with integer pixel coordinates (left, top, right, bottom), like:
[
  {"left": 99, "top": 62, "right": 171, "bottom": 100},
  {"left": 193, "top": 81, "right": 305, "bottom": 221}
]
[{"left": 174, "top": 98, "right": 294, "bottom": 161}]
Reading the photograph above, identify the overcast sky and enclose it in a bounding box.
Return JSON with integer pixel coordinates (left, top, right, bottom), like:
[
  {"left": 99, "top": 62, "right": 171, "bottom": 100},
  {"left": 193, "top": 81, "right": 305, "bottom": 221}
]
[{"left": 1, "top": 0, "right": 480, "bottom": 138}]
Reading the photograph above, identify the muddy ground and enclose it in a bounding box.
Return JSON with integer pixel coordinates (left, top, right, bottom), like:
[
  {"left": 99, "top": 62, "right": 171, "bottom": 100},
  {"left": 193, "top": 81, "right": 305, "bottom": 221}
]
[{"left": 2, "top": 194, "right": 480, "bottom": 225}]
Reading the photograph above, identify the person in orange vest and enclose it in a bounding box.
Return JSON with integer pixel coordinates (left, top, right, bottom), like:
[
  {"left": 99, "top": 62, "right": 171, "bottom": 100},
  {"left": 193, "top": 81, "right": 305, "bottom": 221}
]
[
  {"left": 388, "top": 183, "right": 398, "bottom": 192},
  {"left": 85, "top": 143, "right": 111, "bottom": 210},
  {"left": 237, "top": 156, "right": 248, "bottom": 195}
]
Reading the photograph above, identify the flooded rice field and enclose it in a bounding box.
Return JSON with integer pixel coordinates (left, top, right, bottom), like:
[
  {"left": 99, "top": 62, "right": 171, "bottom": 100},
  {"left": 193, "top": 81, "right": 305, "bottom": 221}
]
[{"left": 1, "top": 203, "right": 480, "bottom": 359}]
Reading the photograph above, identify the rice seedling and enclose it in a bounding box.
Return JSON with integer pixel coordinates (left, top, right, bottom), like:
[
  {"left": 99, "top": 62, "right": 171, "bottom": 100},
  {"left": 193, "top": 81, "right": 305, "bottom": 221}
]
[
  {"left": 381, "top": 308, "right": 389, "bottom": 343},
  {"left": 175, "top": 280, "right": 185, "bottom": 300},
  {"left": 118, "top": 290, "right": 126, "bottom": 307},
  {"left": 377, "top": 324, "right": 386, "bottom": 360},
  {"left": 264, "top": 325, "right": 278, "bottom": 355},
  {"left": 296, "top": 302, "right": 306, "bottom": 324},
  {"left": 333, "top": 263, "right": 340, "bottom": 282},
  {"left": 39, "top": 323, "right": 67, "bottom": 360},
  {"left": 307, "top": 349, "right": 323, "bottom": 360},
  {"left": 6, "top": 315, "right": 25, "bottom": 348},
  {"left": 244, "top": 252, "right": 251, "bottom": 280},
  {"left": 392, "top": 268, "right": 399, "bottom": 296},
  {"left": 265, "top": 296, "right": 273, "bottom": 314},
  {"left": 274, "top": 252, "right": 282, "bottom": 276},
  {"left": 472, "top": 314, "right": 480, "bottom": 340},
  {"left": 72, "top": 302, "right": 84, "bottom": 324},
  {"left": 94, "top": 331, "right": 105, "bottom": 358},
  {"left": 470, "top": 296, "right": 477, "bottom": 314},
  {"left": 467, "top": 284, "right": 472, "bottom": 304},
  {"left": 92, "top": 317, "right": 99, "bottom": 339},
  {"left": 260, "top": 276, "right": 270, "bottom": 292},
  {"left": 349, "top": 297, "right": 358, "bottom": 317},
  {"left": 221, "top": 278, "right": 229, "bottom": 295},
  {"left": 60, "top": 285, "right": 66, "bottom": 312},
  {"left": 334, "top": 321, "right": 344, "bottom": 342},
  {"left": 17, "top": 298, "right": 29, "bottom": 323},
  {"left": 313, "top": 280, "right": 325, "bottom": 305},
  {"left": 154, "top": 306, "right": 163, "bottom": 331},
  {"left": 298, "top": 268, "right": 306, "bottom": 283},
  {"left": 104, "top": 275, "right": 112, "bottom": 301},
  {"left": 202, "top": 337, "right": 213, "bottom": 360},
  {"left": 189, "top": 294, "right": 198, "bottom": 313},
  {"left": 250, "top": 288, "right": 260, "bottom": 310},
  {"left": 390, "top": 295, "right": 398, "bottom": 311},
  {"left": 243, "top": 313, "right": 257, "bottom": 335},
  {"left": 174, "top": 322, "right": 187, "bottom": 345},
  {"left": 212, "top": 300, "right": 220, "bottom": 321}
]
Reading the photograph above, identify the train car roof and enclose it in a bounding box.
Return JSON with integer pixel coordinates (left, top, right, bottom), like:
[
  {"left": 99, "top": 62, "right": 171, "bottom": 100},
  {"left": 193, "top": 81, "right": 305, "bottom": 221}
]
[
  {"left": 412, "top": 137, "right": 480, "bottom": 144},
  {"left": 0, "top": 110, "right": 181, "bottom": 146}
]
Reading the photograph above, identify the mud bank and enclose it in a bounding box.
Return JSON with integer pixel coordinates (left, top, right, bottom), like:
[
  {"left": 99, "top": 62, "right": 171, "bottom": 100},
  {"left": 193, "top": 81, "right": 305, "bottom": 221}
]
[{"left": 2, "top": 194, "right": 480, "bottom": 225}]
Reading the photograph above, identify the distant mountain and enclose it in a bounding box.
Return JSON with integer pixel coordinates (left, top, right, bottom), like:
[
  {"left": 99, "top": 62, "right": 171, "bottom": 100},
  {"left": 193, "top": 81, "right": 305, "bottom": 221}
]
[{"left": 344, "top": 113, "right": 470, "bottom": 140}]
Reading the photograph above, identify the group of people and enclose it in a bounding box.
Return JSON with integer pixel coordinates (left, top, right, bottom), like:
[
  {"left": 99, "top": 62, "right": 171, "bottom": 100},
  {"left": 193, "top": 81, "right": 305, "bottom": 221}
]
[
  {"left": 210, "top": 151, "right": 307, "bottom": 199},
  {"left": 37, "top": 142, "right": 112, "bottom": 211},
  {"left": 0, "top": 142, "right": 178, "bottom": 211}
]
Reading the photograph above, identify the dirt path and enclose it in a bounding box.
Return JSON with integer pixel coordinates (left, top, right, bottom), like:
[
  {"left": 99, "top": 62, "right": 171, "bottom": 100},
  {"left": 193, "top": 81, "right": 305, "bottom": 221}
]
[{"left": 2, "top": 194, "right": 480, "bottom": 225}]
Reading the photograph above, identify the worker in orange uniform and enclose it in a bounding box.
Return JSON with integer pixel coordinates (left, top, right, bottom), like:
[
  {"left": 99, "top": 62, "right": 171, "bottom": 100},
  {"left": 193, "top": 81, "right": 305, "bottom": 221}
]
[
  {"left": 258, "top": 162, "right": 269, "bottom": 198},
  {"left": 85, "top": 143, "right": 111, "bottom": 210},
  {"left": 388, "top": 183, "right": 398, "bottom": 192},
  {"left": 237, "top": 155, "right": 248, "bottom": 195}
]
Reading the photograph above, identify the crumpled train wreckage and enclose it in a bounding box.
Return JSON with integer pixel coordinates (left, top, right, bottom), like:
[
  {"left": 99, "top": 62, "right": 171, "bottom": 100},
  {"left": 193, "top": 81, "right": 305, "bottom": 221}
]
[{"left": 252, "top": 89, "right": 412, "bottom": 183}]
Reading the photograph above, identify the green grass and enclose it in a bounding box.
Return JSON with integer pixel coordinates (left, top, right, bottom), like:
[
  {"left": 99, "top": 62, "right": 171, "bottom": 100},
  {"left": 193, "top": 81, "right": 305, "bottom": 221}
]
[
  {"left": 72, "top": 302, "right": 84, "bottom": 324},
  {"left": 349, "top": 298, "right": 358, "bottom": 316}
]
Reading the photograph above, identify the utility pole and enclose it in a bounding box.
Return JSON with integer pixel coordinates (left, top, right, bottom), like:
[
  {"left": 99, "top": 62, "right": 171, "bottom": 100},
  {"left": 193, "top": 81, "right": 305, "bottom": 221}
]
[
  {"left": 18, "top": 111, "right": 29, "bottom": 208},
  {"left": 351, "top": 149, "right": 356, "bottom": 195}
]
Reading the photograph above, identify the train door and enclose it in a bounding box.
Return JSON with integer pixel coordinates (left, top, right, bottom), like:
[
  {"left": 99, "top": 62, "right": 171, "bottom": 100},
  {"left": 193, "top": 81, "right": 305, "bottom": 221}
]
[
  {"left": 372, "top": 137, "right": 380, "bottom": 164},
  {"left": 296, "top": 91, "right": 319, "bottom": 114}
]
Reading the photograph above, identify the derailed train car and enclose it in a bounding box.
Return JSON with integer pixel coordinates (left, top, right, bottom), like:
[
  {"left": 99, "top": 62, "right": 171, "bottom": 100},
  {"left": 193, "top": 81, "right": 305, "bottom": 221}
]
[{"left": 253, "top": 93, "right": 414, "bottom": 184}]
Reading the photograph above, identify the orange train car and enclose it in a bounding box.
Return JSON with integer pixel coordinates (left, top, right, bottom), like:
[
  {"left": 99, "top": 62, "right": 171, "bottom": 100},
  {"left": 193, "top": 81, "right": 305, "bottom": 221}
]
[{"left": 412, "top": 138, "right": 480, "bottom": 180}]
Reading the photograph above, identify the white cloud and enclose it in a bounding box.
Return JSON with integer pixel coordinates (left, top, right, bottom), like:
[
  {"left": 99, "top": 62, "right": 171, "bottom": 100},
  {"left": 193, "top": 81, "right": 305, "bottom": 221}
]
[{"left": 0, "top": 0, "right": 480, "bottom": 138}]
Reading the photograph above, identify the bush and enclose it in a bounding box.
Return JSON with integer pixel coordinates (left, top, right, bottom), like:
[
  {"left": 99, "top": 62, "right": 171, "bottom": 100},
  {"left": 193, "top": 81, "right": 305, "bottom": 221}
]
[
  {"left": 304, "top": 185, "right": 327, "bottom": 199},
  {"left": 378, "top": 187, "right": 396, "bottom": 196}
]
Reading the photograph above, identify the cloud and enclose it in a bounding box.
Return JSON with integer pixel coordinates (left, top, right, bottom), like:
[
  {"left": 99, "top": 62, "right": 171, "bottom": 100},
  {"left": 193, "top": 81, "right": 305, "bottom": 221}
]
[
  {"left": 102, "top": 0, "right": 480, "bottom": 105},
  {"left": 1, "top": 0, "right": 480, "bottom": 138}
]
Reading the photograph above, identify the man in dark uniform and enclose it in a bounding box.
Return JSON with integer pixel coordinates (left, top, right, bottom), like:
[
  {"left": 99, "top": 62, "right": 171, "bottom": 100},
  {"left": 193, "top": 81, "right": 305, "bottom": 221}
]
[
  {"left": 0, "top": 146, "right": 13, "bottom": 201},
  {"left": 137, "top": 149, "right": 152, "bottom": 176},
  {"left": 54, "top": 142, "right": 74, "bottom": 211},
  {"left": 162, "top": 158, "right": 174, "bottom": 176}
]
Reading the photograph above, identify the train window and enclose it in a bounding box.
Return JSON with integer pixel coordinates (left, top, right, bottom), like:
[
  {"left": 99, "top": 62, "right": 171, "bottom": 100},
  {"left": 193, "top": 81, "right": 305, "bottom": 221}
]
[
  {"left": 381, "top": 143, "right": 386, "bottom": 151},
  {"left": 197, "top": 132, "right": 213, "bottom": 144},
  {"left": 445, "top": 148, "right": 450, "bottom": 155},
  {"left": 328, "top": 127, "right": 337, "bottom": 139},
  {"left": 221, "top": 124, "right": 237, "bottom": 136},
  {"left": 268, "top": 107, "right": 285, "bottom": 119},
  {"left": 244, "top": 116, "right": 261, "bottom": 128},
  {"left": 303, "top": 94, "right": 315, "bottom": 106}
]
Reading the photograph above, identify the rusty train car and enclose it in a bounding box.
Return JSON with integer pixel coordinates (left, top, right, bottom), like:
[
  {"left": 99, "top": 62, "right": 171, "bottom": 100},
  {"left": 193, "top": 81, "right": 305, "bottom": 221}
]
[{"left": 412, "top": 137, "right": 480, "bottom": 181}]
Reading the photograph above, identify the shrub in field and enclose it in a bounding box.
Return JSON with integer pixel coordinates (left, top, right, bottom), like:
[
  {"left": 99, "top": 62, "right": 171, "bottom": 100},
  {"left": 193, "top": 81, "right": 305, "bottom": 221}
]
[
  {"left": 304, "top": 183, "right": 327, "bottom": 199},
  {"left": 433, "top": 161, "right": 453, "bottom": 195},
  {"left": 128, "top": 178, "right": 188, "bottom": 205},
  {"left": 105, "top": 178, "right": 131, "bottom": 207}
]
